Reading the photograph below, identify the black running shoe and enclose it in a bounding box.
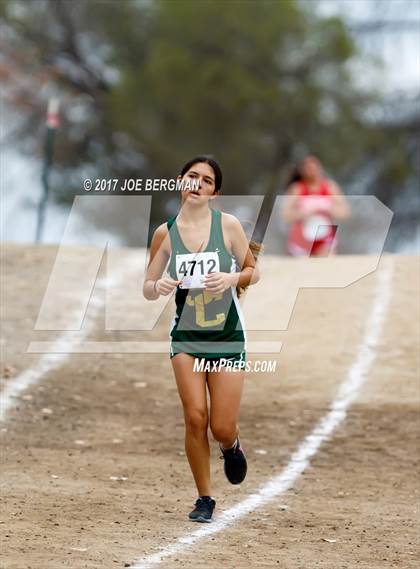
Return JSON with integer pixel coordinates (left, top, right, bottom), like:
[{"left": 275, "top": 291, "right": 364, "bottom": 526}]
[
  {"left": 219, "top": 437, "right": 247, "bottom": 485},
  {"left": 188, "top": 496, "right": 216, "bottom": 522}
]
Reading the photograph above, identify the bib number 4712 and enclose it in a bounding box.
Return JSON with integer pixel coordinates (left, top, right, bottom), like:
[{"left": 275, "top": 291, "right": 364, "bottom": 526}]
[{"left": 176, "top": 252, "right": 220, "bottom": 289}]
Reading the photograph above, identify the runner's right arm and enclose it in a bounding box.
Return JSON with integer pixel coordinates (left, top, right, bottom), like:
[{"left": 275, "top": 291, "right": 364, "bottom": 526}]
[{"left": 143, "top": 223, "right": 181, "bottom": 300}]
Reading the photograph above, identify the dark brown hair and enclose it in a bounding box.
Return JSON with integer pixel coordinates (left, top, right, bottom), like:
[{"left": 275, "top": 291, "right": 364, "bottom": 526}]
[
  {"left": 180, "top": 155, "right": 223, "bottom": 191},
  {"left": 236, "top": 239, "right": 263, "bottom": 298}
]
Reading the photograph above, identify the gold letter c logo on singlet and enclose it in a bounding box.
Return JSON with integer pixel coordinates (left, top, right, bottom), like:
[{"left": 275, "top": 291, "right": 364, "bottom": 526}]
[{"left": 186, "top": 289, "right": 226, "bottom": 328}]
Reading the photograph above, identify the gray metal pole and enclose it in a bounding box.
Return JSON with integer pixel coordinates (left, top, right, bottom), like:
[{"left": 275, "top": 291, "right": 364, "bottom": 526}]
[{"left": 36, "top": 98, "right": 60, "bottom": 243}]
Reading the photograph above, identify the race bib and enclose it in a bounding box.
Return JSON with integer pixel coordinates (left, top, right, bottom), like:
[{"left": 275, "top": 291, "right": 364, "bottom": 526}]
[
  {"left": 302, "top": 214, "right": 332, "bottom": 241},
  {"left": 176, "top": 252, "right": 220, "bottom": 289}
]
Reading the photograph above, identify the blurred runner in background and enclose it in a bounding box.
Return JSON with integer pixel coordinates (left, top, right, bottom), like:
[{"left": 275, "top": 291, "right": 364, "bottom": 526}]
[{"left": 282, "top": 155, "right": 350, "bottom": 256}]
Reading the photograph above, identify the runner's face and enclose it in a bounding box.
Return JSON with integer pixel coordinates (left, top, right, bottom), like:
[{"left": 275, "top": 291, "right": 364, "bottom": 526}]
[
  {"left": 300, "top": 156, "right": 322, "bottom": 180},
  {"left": 179, "top": 162, "right": 217, "bottom": 204}
]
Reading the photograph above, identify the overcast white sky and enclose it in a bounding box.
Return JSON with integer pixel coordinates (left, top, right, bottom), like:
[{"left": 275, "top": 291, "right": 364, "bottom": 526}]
[{"left": 317, "top": 0, "right": 420, "bottom": 94}]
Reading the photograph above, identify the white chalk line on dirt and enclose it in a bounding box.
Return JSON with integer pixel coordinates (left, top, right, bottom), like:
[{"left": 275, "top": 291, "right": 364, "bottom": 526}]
[
  {"left": 0, "top": 263, "right": 133, "bottom": 423},
  {"left": 129, "top": 258, "right": 394, "bottom": 569}
]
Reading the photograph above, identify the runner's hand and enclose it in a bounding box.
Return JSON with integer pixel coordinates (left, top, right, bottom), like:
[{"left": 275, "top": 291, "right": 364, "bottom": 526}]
[
  {"left": 155, "top": 277, "right": 181, "bottom": 296},
  {"left": 204, "top": 272, "right": 235, "bottom": 295}
]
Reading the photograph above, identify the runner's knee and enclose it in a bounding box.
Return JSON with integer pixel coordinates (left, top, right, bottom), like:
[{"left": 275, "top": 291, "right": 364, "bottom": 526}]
[
  {"left": 184, "top": 408, "right": 208, "bottom": 435},
  {"left": 210, "top": 420, "right": 237, "bottom": 443}
]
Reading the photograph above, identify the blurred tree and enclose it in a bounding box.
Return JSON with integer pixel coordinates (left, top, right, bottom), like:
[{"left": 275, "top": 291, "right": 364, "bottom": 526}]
[
  {"left": 0, "top": 0, "right": 154, "bottom": 200},
  {"left": 1, "top": 0, "right": 417, "bottom": 245},
  {"left": 110, "top": 0, "right": 369, "bottom": 234}
]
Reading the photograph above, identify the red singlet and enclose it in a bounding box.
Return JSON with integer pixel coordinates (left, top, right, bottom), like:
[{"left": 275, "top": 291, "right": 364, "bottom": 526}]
[{"left": 287, "top": 179, "right": 337, "bottom": 256}]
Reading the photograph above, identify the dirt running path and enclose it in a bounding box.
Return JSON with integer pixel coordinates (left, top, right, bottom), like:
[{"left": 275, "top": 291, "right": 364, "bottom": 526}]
[{"left": 1, "top": 245, "right": 418, "bottom": 568}]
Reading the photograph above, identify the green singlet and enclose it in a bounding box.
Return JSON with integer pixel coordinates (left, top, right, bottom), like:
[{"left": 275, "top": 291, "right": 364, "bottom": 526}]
[{"left": 166, "top": 207, "right": 246, "bottom": 367}]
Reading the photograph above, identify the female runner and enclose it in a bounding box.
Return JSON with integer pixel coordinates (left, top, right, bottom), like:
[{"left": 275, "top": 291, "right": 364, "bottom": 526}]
[
  {"left": 282, "top": 154, "right": 350, "bottom": 256},
  {"left": 143, "top": 156, "right": 260, "bottom": 522}
]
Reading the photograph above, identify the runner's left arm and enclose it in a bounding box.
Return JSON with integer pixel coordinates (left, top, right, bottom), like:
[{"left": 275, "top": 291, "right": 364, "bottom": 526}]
[
  {"left": 329, "top": 180, "right": 351, "bottom": 219},
  {"left": 204, "top": 215, "right": 260, "bottom": 294}
]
